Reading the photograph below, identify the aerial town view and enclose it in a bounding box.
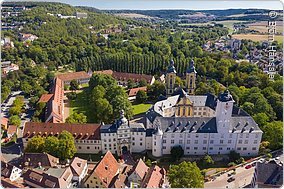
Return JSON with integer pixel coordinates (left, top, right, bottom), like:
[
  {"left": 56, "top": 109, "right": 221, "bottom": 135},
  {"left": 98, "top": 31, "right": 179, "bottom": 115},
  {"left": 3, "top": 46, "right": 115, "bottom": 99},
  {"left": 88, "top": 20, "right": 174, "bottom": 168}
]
[{"left": 0, "top": 0, "right": 283, "bottom": 188}]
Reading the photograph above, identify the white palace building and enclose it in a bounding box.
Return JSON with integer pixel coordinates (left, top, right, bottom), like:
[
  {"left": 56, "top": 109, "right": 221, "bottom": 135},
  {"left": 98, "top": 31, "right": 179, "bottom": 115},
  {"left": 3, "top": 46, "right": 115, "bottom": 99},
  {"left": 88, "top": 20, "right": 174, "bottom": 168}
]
[{"left": 23, "top": 60, "right": 263, "bottom": 158}]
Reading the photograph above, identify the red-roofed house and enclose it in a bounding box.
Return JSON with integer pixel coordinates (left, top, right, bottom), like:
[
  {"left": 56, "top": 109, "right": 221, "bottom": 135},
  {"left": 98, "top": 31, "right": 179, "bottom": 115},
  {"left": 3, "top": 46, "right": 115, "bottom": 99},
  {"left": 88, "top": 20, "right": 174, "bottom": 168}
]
[
  {"left": 94, "top": 70, "right": 155, "bottom": 86},
  {"left": 128, "top": 159, "right": 149, "bottom": 187},
  {"left": 7, "top": 125, "right": 18, "bottom": 138},
  {"left": 141, "top": 165, "right": 167, "bottom": 188},
  {"left": 128, "top": 86, "right": 147, "bottom": 101},
  {"left": 70, "top": 157, "right": 88, "bottom": 184},
  {"left": 1, "top": 117, "right": 9, "bottom": 130},
  {"left": 57, "top": 71, "right": 91, "bottom": 85},
  {"left": 23, "top": 122, "right": 101, "bottom": 154},
  {"left": 84, "top": 151, "right": 119, "bottom": 188},
  {"left": 38, "top": 94, "right": 53, "bottom": 103}
]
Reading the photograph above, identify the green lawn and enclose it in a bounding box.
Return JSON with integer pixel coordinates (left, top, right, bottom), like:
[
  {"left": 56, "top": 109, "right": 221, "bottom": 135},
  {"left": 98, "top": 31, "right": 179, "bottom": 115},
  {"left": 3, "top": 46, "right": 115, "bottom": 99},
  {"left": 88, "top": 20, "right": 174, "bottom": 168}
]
[
  {"left": 132, "top": 103, "right": 152, "bottom": 115},
  {"left": 69, "top": 91, "right": 94, "bottom": 123}
]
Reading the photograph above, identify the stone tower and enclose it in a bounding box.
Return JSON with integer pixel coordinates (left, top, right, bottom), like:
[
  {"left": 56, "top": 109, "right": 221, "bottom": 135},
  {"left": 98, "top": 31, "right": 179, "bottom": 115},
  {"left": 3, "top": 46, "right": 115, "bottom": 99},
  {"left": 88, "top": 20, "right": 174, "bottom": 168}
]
[
  {"left": 186, "top": 59, "right": 197, "bottom": 95},
  {"left": 166, "top": 60, "right": 176, "bottom": 97}
]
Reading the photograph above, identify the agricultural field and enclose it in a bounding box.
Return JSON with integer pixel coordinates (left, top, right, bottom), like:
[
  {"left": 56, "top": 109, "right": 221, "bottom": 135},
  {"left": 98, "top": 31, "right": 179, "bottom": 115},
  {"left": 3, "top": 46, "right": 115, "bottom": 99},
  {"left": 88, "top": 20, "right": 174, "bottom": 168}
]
[
  {"left": 246, "top": 21, "right": 283, "bottom": 34},
  {"left": 232, "top": 34, "right": 283, "bottom": 43}
]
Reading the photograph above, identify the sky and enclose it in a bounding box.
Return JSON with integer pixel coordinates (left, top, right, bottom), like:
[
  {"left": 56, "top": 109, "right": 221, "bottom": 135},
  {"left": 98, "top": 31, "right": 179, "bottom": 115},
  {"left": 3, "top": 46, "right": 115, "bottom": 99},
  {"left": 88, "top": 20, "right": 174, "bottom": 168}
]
[{"left": 7, "top": 0, "right": 284, "bottom": 10}]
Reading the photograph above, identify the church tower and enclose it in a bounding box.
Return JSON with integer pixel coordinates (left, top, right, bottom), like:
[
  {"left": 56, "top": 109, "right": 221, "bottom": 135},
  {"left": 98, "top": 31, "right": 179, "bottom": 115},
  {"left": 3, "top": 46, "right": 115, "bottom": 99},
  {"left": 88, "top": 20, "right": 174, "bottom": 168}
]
[
  {"left": 186, "top": 59, "right": 197, "bottom": 95},
  {"left": 166, "top": 60, "right": 176, "bottom": 97}
]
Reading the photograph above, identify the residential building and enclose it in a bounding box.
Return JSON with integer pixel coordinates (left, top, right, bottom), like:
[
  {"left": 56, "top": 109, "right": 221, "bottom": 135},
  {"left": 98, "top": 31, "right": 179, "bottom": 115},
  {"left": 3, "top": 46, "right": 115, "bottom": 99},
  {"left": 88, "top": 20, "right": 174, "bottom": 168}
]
[
  {"left": 141, "top": 165, "right": 167, "bottom": 188},
  {"left": 22, "top": 153, "right": 59, "bottom": 168},
  {"left": 7, "top": 125, "right": 17, "bottom": 138},
  {"left": 23, "top": 167, "right": 73, "bottom": 188},
  {"left": 128, "top": 159, "right": 149, "bottom": 187},
  {"left": 1, "top": 117, "right": 9, "bottom": 130},
  {"left": 2, "top": 63, "right": 19, "bottom": 74},
  {"left": 128, "top": 86, "right": 147, "bottom": 101},
  {"left": 94, "top": 69, "right": 155, "bottom": 86},
  {"left": 84, "top": 151, "right": 119, "bottom": 188},
  {"left": 23, "top": 122, "right": 101, "bottom": 154},
  {"left": 56, "top": 71, "right": 92, "bottom": 85},
  {"left": 76, "top": 12, "right": 87, "bottom": 19},
  {"left": 69, "top": 157, "right": 88, "bottom": 184},
  {"left": 1, "top": 161, "right": 22, "bottom": 182},
  {"left": 251, "top": 159, "right": 283, "bottom": 188},
  {"left": 19, "top": 33, "right": 38, "bottom": 42}
]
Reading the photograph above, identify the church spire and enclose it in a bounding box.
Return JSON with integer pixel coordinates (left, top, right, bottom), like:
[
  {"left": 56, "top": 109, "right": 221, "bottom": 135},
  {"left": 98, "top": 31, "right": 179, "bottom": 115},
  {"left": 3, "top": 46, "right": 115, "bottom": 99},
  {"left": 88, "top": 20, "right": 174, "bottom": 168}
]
[
  {"left": 186, "top": 59, "right": 197, "bottom": 95},
  {"left": 166, "top": 59, "right": 176, "bottom": 97}
]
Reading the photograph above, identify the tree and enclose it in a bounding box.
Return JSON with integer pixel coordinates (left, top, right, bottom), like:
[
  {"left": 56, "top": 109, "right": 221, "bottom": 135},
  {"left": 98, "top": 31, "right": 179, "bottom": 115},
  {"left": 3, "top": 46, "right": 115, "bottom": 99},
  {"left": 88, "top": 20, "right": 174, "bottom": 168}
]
[
  {"left": 89, "top": 74, "right": 116, "bottom": 89},
  {"left": 139, "top": 79, "right": 147, "bottom": 87},
  {"left": 57, "top": 131, "right": 77, "bottom": 160},
  {"left": 145, "top": 159, "right": 152, "bottom": 167},
  {"left": 253, "top": 113, "right": 269, "bottom": 127},
  {"left": 170, "top": 145, "right": 184, "bottom": 161},
  {"left": 229, "top": 150, "right": 240, "bottom": 163},
  {"left": 202, "top": 155, "right": 214, "bottom": 167},
  {"left": 66, "top": 112, "right": 87, "bottom": 124},
  {"left": 127, "top": 79, "right": 135, "bottom": 89},
  {"left": 147, "top": 81, "right": 166, "bottom": 101},
  {"left": 262, "top": 121, "right": 283, "bottom": 150},
  {"left": 9, "top": 115, "right": 21, "bottom": 127},
  {"left": 136, "top": 90, "right": 148, "bottom": 103},
  {"left": 94, "top": 98, "right": 113, "bottom": 123},
  {"left": 25, "top": 136, "right": 45, "bottom": 153},
  {"left": 168, "top": 161, "right": 204, "bottom": 188},
  {"left": 44, "top": 136, "right": 59, "bottom": 156},
  {"left": 70, "top": 79, "right": 79, "bottom": 91},
  {"left": 259, "top": 141, "right": 270, "bottom": 155},
  {"left": 9, "top": 106, "right": 22, "bottom": 116}
]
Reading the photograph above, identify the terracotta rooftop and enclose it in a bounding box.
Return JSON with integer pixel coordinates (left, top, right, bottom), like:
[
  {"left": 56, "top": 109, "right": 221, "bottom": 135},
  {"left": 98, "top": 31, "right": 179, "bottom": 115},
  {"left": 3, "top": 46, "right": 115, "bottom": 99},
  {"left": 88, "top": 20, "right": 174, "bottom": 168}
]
[
  {"left": 56, "top": 71, "right": 91, "bottom": 82},
  {"left": 45, "top": 78, "right": 64, "bottom": 123},
  {"left": 128, "top": 87, "right": 147, "bottom": 97},
  {"left": 110, "top": 165, "right": 132, "bottom": 188},
  {"left": 70, "top": 157, "right": 87, "bottom": 177},
  {"left": 23, "top": 167, "right": 73, "bottom": 188},
  {"left": 23, "top": 122, "right": 101, "bottom": 140},
  {"left": 1, "top": 177, "right": 26, "bottom": 188},
  {"left": 141, "top": 165, "right": 166, "bottom": 188},
  {"left": 38, "top": 94, "right": 53, "bottom": 103},
  {"left": 94, "top": 70, "right": 154, "bottom": 83},
  {"left": 22, "top": 153, "right": 59, "bottom": 168},
  {"left": 89, "top": 151, "right": 119, "bottom": 187},
  {"left": 1, "top": 117, "right": 8, "bottom": 127},
  {"left": 7, "top": 125, "right": 17, "bottom": 135},
  {"left": 129, "top": 159, "right": 149, "bottom": 180}
]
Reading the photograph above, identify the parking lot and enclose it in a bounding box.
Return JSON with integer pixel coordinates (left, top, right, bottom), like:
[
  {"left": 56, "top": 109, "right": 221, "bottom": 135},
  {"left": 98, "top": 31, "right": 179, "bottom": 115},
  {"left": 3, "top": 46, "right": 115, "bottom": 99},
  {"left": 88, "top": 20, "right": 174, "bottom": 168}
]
[{"left": 1, "top": 91, "right": 33, "bottom": 138}]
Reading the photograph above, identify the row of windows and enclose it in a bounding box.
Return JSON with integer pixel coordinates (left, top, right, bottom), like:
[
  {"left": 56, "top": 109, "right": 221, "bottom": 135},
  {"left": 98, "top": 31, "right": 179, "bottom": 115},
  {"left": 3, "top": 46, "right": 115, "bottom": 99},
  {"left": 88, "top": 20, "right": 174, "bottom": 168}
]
[
  {"left": 132, "top": 137, "right": 143, "bottom": 141},
  {"left": 103, "top": 138, "right": 116, "bottom": 142},
  {"left": 75, "top": 140, "right": 100, "bottom": 144},
  {"left": 133, "top": 142, "right": 143, "bottom": 146},
  {"left": 78, "top": 146, "right": 100, "bottom": 150},
  {"left": 104, "top": 144, "right": 116, "bottom": 147},
  {"left": 162, "top": 146, "right": 257, "bottom": 151}
]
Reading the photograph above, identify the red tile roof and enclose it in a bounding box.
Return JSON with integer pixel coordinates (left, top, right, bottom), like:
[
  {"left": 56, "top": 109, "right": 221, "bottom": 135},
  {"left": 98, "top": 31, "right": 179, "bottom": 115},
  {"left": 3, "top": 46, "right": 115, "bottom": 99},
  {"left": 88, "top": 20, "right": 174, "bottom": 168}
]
[
  {"left": 1, "top": 117, "right": 8, "bottom": 127},
  {"left": 45, "top": 78, "right": 64, "bottom": 123},
  {"left": 70, "top": 157, "right": 87, "bottom": 177},
  {"left": 23, "top": 122, "right": 101, "bottom": 140},
  {"left": 129, "top": 159, "right": 149, "bottom": 179},
  {"left": 23, "top": 167, "right": 72, "bottom": 188},
  {"left": 128, "top": 87, "right": 147, "bottom": 97},
  {"left": 57, "top": 71, "right": 91, "bottom": 82},
  {"left": 94, "top": 70, "right": 154, "bottom": 84},
  {"left": 1, "top": 177, "right": 26, "bottom": 188},
  {"left": 23, "top": 153, "right": 59, "bottom": 168},
  {"left": 38, "top": 94, "right": 53, "bottom": 103},
  {"left": 7, "top": 125, "right": 17, "bottom": 135},
  {"left": 141, "top": 165, "right": 166, "bottom": 188},
  {"left": 90, "top": 151, "right": 119, "bottom": 187}
]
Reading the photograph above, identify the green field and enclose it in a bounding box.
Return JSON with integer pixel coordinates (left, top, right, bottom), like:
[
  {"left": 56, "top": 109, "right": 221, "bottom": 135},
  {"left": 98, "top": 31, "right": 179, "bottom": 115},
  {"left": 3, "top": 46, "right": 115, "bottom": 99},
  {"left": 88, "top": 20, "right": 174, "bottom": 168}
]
[{"left": 132, "top": 103, "right": 152, "bottom": 115}]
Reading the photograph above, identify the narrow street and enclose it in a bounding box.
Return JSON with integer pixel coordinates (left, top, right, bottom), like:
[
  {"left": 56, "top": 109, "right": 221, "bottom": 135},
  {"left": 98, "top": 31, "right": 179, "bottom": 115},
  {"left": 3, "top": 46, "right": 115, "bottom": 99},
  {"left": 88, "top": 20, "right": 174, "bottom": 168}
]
[{"left": 205, "top": 164, "right": 255, "bottom": 188}]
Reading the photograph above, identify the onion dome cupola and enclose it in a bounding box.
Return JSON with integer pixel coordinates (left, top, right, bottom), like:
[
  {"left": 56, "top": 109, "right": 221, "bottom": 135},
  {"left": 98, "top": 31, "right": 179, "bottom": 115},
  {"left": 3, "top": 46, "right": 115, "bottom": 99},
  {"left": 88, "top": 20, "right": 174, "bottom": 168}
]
[
  {"left": 218, "top": 89, "right": 234, "bottom": 102},
  {"left": 119, "top": 110, "right": 128, "bottom": 124},
  {"left": 187, "top": 59, "right": 197, "bottom": 74},
  {"left": 167, "top": 59, "right": 177, "bottom": 73}
]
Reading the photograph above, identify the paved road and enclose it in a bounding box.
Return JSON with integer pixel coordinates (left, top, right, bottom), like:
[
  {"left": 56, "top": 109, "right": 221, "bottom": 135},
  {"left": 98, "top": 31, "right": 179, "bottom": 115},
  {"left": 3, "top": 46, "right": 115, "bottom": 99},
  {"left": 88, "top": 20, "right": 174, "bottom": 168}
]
[{"left": 205, "top": 166, "right": 255, "bottom": 188}]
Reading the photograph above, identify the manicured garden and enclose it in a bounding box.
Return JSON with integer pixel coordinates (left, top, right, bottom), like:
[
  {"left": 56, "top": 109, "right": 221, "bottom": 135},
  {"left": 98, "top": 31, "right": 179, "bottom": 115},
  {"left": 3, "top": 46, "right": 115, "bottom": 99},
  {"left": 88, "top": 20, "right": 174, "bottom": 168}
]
[{"left": 132, "top": 103, "right": 152, "bottom": 115}]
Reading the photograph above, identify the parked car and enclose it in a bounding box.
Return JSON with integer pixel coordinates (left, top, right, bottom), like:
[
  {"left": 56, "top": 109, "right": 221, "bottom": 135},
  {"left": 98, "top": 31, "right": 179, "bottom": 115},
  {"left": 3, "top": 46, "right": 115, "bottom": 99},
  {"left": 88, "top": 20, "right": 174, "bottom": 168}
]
[
  {"left": 245, "top": 164, "right": 252, "bottom": 169},
  {"left": 227, "top": 177, "right": 235, "bottom": 182}
]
